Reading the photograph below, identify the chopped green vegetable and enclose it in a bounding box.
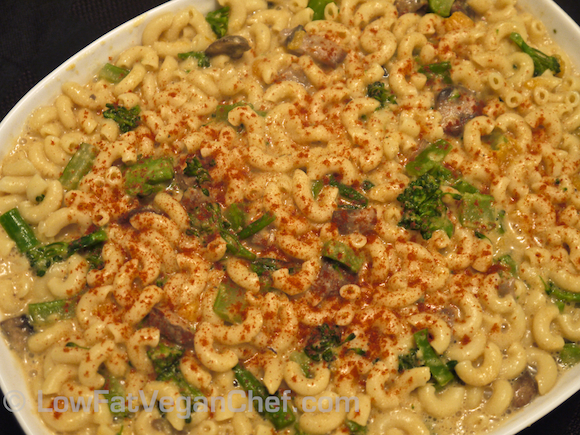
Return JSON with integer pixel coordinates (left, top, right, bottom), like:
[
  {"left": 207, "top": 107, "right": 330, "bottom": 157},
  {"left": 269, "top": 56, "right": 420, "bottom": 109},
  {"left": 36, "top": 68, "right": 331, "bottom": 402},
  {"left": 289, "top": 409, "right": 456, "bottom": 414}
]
[
  {"left": 496, "top": 254, "right": 518, "bottom": 277},
  {"left": 124, "top": 157, "right": 174, "bottom": 197},
  {"left": 238, "top": 212, "right": 275, "bottom": 239},
  {"left": 29, "top": 298, "right": 77, "bottom": 327},
  {"left": 0, "top": 208, "right": 39, "bottom": 253},
  {"left": 224, "top": 203, "right": 246, "bottom": 232},
  {"left": 311, "top": 179, "right": 324, "bottom": 199},
  {"left": 59, "top": 142, "right": 98, "bottom": 190},
  {"left": 405, "top": 139, "right": 452, "bottom": 178},
  {"left": 322, "top": 240, "right": 365, "bottom": 274},
  {"left": 102, "top": 373, "right": 130, "bottom": 417},
  {"left": 213, "top": 281, "right": 248, "bottom": 324},
  {"left": 177, "top": 51, "right": 211, "bottom": 68},
  {"left": 397, "top": 173, "right": 458, "bottom": 240},
  {"left": 289, "top": 351, "right": 313, "bottom": 378},
  {"left": 307, "top": 0, "right": 336, "bottom": 20},
  {"left": 398, "top": 347, "right": 420, "bottom": 372},
  {"left": 206, "top": 6, "right": 230, "bottom": 38},
  {"left": 414, "top": 329, "right": 455, "bottom": 387},
  {"left": 510, "top": 32, "right": 561, "bottom": 77},
  {"left": 304, "top": 324, "right": 355, "bottom": 363},
  {"left": 233, "top": 364, "right": 296, "bottom": 429},
  {"left": 249, "top": 257, "right": 288, "bottom": 290},
  {"left": 419, "top": 61, "right": 453, "bottom": 84},
  {"left": 459, "top": 192, "right": 496, "bottom": 231},
  {"left": 65, "top": 342, "right": 89, "bottom": 350},
  {"left": 367, "top": 81, "right": 397, "bottom": 108},
  {"left": 328, "top": 176, "right": 369, "bottom": 209},
  {"left": 184, "top": 157, "right": 211, "bottom": 196},
  {"left": 103, "top": 104, "right": 141, "bottom": 133},
  {"left": 428, "top": 0, "right": 455, "bottom": 17},
  {"left": 345, "top": 420, "right": 368, "bottom": 435},
  {"left": 362, "top": 180, "right": 375, "bottom": 191},
  {"left": 544, "top": 279, "right": 580, "bottom": 303},
  {"left": 98, "top": 63, "right": 130, "bottom": 84},
  {"left": 560, "top": 343, "right": 580, "bottom": 366}
]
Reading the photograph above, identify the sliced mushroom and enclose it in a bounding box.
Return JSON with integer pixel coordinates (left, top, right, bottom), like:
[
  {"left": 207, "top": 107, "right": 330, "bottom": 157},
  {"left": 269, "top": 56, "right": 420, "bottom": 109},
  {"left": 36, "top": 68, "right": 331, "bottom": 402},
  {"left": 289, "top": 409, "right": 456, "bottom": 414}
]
[
  {"left": 395, "top": 0, "right": 428, "bottom": 16},
  {"left": 278, "top": 64, "right": 311, "bottom": 88},
  {"left": 205, "top": 35, "right": 251, "bottom": 59},
  {"left": 146, "top": 307, "right": 195, "bottom": 347},
  {"left": 331, "top": 208, "right": 377, "bottom": 236},
  {"left": 282, "top": 26, "right": 347, "bottom": 69},
  {"left": 306, "top": 259, "right": 358, "bottom": 306},
  {"left": 1, "top": 315, "right": 33, "bottom": 354},
  {"left": 511, "top": 370, "right": 538, "bottom": 409},
  {"left": 436, "top": 86, "right": 483, "bottom": 136}
]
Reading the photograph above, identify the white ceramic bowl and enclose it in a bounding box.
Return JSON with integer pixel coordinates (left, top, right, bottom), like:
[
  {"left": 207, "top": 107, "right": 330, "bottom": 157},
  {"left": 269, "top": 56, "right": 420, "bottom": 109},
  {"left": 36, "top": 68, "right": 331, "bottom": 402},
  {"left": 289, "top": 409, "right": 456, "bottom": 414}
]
[{"left": 1, "top": 1, "right": 580, "bottom": 434}]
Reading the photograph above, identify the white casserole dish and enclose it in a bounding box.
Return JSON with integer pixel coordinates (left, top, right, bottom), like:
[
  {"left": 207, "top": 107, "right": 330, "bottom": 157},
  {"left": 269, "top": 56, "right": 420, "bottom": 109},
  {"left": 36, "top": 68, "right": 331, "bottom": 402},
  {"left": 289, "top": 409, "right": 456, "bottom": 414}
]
[{"left": 0, "top": 1, "right": 579, "bottom": 434}]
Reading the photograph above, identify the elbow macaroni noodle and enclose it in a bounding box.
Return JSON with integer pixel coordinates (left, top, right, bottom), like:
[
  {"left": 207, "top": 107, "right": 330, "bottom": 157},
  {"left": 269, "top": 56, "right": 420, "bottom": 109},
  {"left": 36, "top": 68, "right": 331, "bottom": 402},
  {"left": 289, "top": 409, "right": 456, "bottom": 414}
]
[{"left": 1, "top": 0, "right": 580, "bottom": 434}]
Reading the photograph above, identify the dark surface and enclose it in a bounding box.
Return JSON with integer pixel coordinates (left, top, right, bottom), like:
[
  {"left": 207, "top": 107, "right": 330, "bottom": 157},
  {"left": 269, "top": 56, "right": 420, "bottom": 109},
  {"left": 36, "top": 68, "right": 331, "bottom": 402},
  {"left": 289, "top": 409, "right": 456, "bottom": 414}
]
[{"left": 1, "top": 0, "right": 580, "bottom": 434}]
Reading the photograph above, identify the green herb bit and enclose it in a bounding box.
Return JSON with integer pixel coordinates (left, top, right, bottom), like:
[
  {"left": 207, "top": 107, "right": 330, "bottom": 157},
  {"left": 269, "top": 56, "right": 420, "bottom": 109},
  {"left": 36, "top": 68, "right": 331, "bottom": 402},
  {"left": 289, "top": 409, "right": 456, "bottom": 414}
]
[
  {"left": 59, "top": 142, "right": 98, "bottom": 190},
  {"left": 428, "top": 0, "right": 455, "bottom": 17},
  {"left": 304, "top": 324, "right": 356, "bottom": 363},
  {"left": 510, "top": 32, "right": 561, "bottom": 77},
  {"left": 322, "top": 240, "right": 365, "bottom": 274},
  {"left": 398, "top": 347, "right": 421, "bottom": 372},
  {"left": 65, "top": 342, "right": 90, "bottom": 350},
  {"left": 311, "top": 179, "right": 324, "bottom": 199},
  {"left": 419, "top": 61, "right": 453, "bottom": 83},
  {"left": 307, "top": 0, "right": 336, "bottom": 20},
  {"left": 98, "top": 63, "right": 130, "bottom": 84},
  {"left": 238, "top": 212, "right": 275, "bottom": 239},
  {"left": 206, "top": 6, "right": 230, "bottom": 38},
  {"left": 213, "top": 281, "right": 248, "bottom": 324},
  {"left": 367, "top": 81, "right": 397, "bottom": 108},
  {"left": 177, "top": 51, "right": 210, "bottom": 68},
  {"left": 405, "top": 139, "right": 452, "bottom": 177},
  {"left": 124, "top": 157, "right": 174, "bottom": 197},
  {"left": 560, "top": 343, "right": 580, "bottom": 366},
  {"left": 103, "top": 104, "right": 141, "bottom": 133},
  {"left": 29, "top": 298, "right": 77, "bottom": 328},
  {"left": 495, "top": 254, "right": 518, "bottom": 277},
  {"left": 414, "top": 329, "right": 455, "bottom": 387}
]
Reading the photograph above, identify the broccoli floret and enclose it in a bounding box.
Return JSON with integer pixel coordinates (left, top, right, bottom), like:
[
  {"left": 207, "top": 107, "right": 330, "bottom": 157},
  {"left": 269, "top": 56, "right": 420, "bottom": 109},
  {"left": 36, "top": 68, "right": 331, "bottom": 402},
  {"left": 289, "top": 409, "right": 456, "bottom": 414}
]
[
  {"left": 304, "top": 324, "right": 355, "bottom": 363},
  {"left": 124, "top": 157, "right": 174, "bottom": 197},
  {"left": 510, "top": 32, "right": 560, "bottom": 77},
  {"left": 102, "top": 104, "right": 141, "bottom": 133},
  {"left": 397, "top": 173, "right": 459, "bottom": 240},
  {"left": 184, "top": 157, "right": 212, "bottom": 196},
  {"left": 367, "top": 81, "right": 396, "bottom": 108},
  {"left": 25, "top": 228, "right": 107, "bottom": 277}
]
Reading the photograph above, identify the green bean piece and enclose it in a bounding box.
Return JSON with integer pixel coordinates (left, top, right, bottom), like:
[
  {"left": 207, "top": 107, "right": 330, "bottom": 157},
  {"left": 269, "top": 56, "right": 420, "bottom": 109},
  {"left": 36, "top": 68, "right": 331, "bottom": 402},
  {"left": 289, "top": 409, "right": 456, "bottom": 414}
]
[
  {"left": 59, "top": 142, "right": 98, "bottom": 190},
  {"left": 206, "top": 6, "right": 230, "bottom": 38},
  {"left": 0, "top": 208, "right": 40, "bottom": 252},
  {"left": 238, "top": 212, "right": 275, "bottom": 239},
  {"left": 307, "top": 0, "right": 336, "bottom": 20},
  {"left": 28, "top": 298, "right": 77, "bottom": 328},
  {"left": 405, "top": 139, "right": 452, "bottom": 177},
  {"left": 322, "top": 240, "right": 365, "bottom": 273},
  {"left": 414, "top": 329, "right": 455, "bottom": 387},
  {"left": 98, "top": 63, "right": 130, "bottom": 84},
  {"left": 233, "top": 364, "right": 296, "bottom": 430},
  {"left": 459, "top": 192, "right": 496, "bottom": 231}
]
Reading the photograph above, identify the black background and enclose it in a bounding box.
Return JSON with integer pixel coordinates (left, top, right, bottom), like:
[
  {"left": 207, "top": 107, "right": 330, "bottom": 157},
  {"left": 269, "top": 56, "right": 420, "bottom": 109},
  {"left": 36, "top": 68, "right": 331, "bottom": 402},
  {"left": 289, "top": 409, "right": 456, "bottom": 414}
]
[{"left": 1, "top": 0, "right": 580, "bottom": 434}]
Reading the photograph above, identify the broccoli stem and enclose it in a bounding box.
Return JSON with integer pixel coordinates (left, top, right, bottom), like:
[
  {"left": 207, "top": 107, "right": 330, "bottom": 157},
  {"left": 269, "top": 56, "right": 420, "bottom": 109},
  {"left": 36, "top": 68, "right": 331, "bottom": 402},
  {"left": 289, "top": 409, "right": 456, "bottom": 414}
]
[
  {"left": 233, "top": 364, "right": 296, "bottom": 430},
  {"left": 328, "top": 176, "right": 368, "bottom": 209},
  {"left": 59, "top": 143, "right": 98, "bottom": 190},
  {"left": 289, "top": 351, "right": 313, "bottom": 378},
  {"left": 28, "top": 298, "right": 77, "bottom": 328},
  {"left": 544, "top": 280, "right": 580, "bottom": 303},
  {"left": 428, "top": 0, "right": 455, "bottom": 17},
  {"left": 213, "top": 282, "right": 248, "bottom": 324},
  {"left": 414, "top": 329, "right": 454, "bottom": 387},
  {"left": 103, "top": 104, "right": 141, "bottom": 133},
  {"left": 220, "top": 230, "right": 257, "bottom": 261},
  {"left": 224, "top": 203, "right": 246, "bottom": 232},
  {"left": 238, "top": 212, "right": 275, "bottom": 239},
  {"left": 98, "top": 63, "right": 130, "bottom": 84},
  {"left": 102, "top": 373, "right": 130, "bottom": 417},
  {"left": 405, "top": 139, "right": 452, "bottom": 177},
  {"left": 322, "top": 240, "right": 365, "bottom": 274},
  {"left": 124, "top": 157, "right": 174, "bottom": 197},
  {"left": 0, "top": 208, "right": 40, "bottom": 252}
]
